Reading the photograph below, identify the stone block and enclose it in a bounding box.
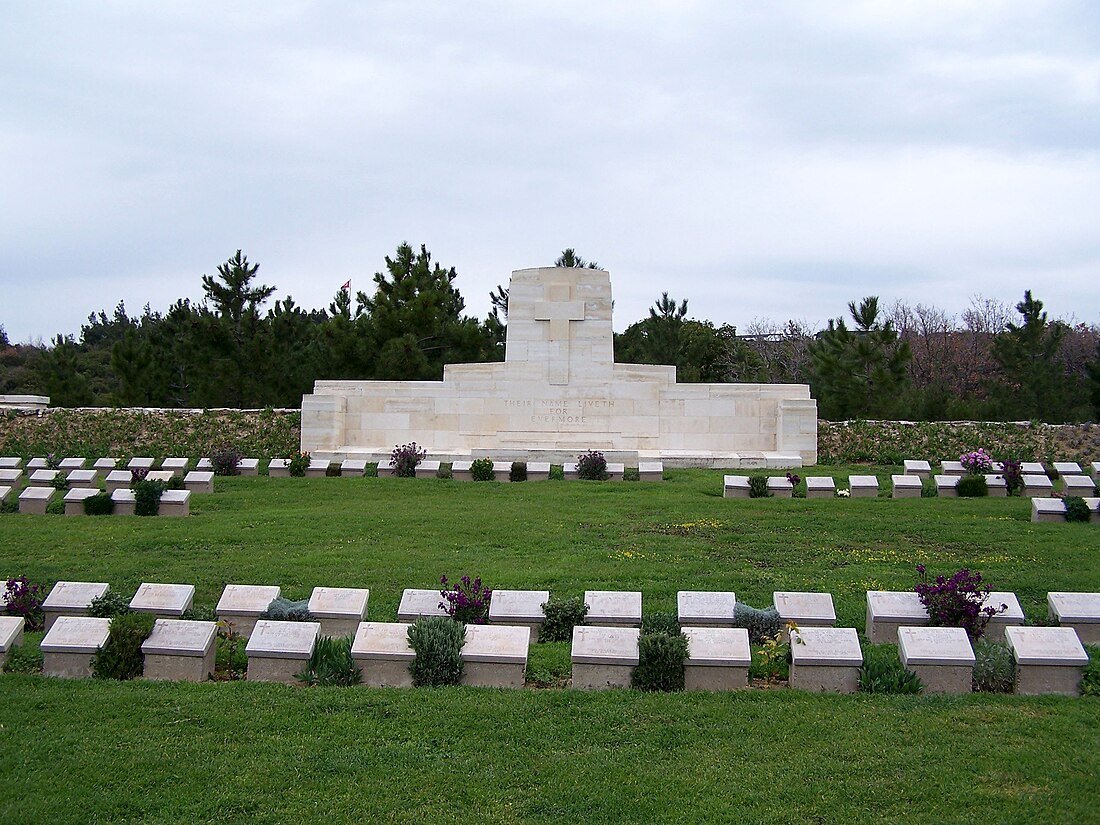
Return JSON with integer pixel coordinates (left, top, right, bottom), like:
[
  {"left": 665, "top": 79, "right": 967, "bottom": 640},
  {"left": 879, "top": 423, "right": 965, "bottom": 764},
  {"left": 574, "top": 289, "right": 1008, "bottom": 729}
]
[
  {"left": 245, "top": 620, "right": 321, "bottom": 685},
  {"left": 933, "top": 474, "right": 958, "bottom": 496},
  {"left": 130, "top": 582, "right": 194, "bottom": 618},
  {"left": 1020, "top": 462, "right": 1045, "bottom": 475},
  {"left": 1023, "top": 474, "right": 1054, "bottom": 497},
  {"left": 128, "top": 457, "right": 156, "bottom": 471},
  {"left": 351, "top": 621, "right": 416, "bottom": 687},
  {"left": 158, "top": 489, "right": 191, "bottom": 516},
  {"left": 897, "top": 626, "right": 974, "bottom": 694},
  {"left": 268, "top": 458, "right": 290, "bottom": 477},
  {"left": 1063, "top": 474, "right": 1097, "bottom": 495},
  {"left": 141, "top": 619, "right": 217, "bottom": 682},
  {"left": 183, "top": 471, "right": 214, "bottom": 493},
  {"left": 774, "top": 591, "right": 836, "bottom": 630},
  {"left": 18, "top": 486, "right": 55, "bottom": 514},
  {"left": 307, "top": 586, "right": 370, "bottom": 638},
  {"left": 341, "top": 459, "right": 368, "bottom": 477},
  {"left": 1, "top": 615, "right": 25, "bottom": 666},
  {"left": 940, "top": 460, "right": 965, "bottom": 476},
  {"left": 160, "top": 458, "right": 190, "bottom": 477},
  {"left": 40, "top": 616, "right": 111, "bottom": 678},
  {"left": 677, "top": 591, "right": 736, "bottom": 627},
  {"left": 0, "top": 468, "right": 22, "bottom": 484},
  {"left": 866, "top": 590, "right": 928, "bottom": 644},
  {"left": 488, "top": 589, "right": 549, "bottom": 642},
  {"left": 65, "top": 468, "right": 99, "bottom": 488},
  {"left": 605, "top": 462, "right": 625, "bottom": 481},
  {"left": 0, "top": 486, "right": 10, "bottom": 505},
  {"left": 735, "top": 452, "right": 767, "bottom": 470},
  {"left": 1047, "top": 592, "right": 1100, "bottom": 645},
  {"left": 110, "top": 488, "right": 136, "bottom": 515},
  {"left": 682, "top": 626, "right": 751, "bottom": 691},
  {"left": 29, "top": 469, "right": 62, "bottom": 485},
  {"left": 92, "top": 458, "right": 119, "bottom": 471},
  {"left": 58, "top": 457, "right": 87, "bottom": 470},
  {"left": 637, "top": 461, "right": 664, "bottom": 481},
  {"left": 764, "top": 452, "right": 802, "bottom": 469},
  {"left": 584, "top": 590, "right": 642, "bottom": 627},
  {"left": 848, "top": 475, "right": 879, "bottom": 497},
  {"left": 238, "top": 458, "right": 260, "bottom": 475},
  {"left": 63, "top": 487, "right": 101, "bottom": 515},
  {"left": 788, "top": 627, "right": 863, "bottom": 693},
  {"left": 491, "top": 460, "right": 514, "bottom": 481},
  {"left": 1005, "top": 626, "right": 1088, "bottom": 696},
  {"left": 805, "top": 476, "right": 835, "bottom": 498},
  {"left": 562, "top": 462, "right": 579, "bottom": 480},
  {"left": 571, "top": 625, "right": 639, "bottom": 689},
  {"left": 304, "top": 457, "right": 330, "bottom": 477},
  {"left": 982, "top": 591, "right": 1025, "bottom": 642},
  {"left": 43, "top": 581, "right": 110, "bottom": 631},
  {"left": 461, "top": 624, "right": 530, "bottom": 688},
  {"left": 104, "top": 470, "right": 132, "bottom": 492},
  {"left": 397, "top": 588, "right": 448, "bottom": 621},
  {"left": 415, "top": 460, "right": 441, "bottom": 479},
  {"left": 723, "top": 475, "right": 750, "bottom": 498},
  {"left": 217, "top": 584, "right": 282, "bottom": 637},
  {"left": 527, "top": 461, "right": 551, "bottom": 481},
  {"left": 1031, "top": 498, "right": 1066, "bottom": 523},
  {"left": 985, "top": 474, "right": 1008, "bottom": 496},
  {"left": 767, "top": 476, "right": 793, "bottom": 498},
  {"left": 903, "top": 460, "right": 931, "bottom": 479},
  {"left": 1093, "top": 461, "right": 1100, "bottom": 477},
  {"left": 376, "top": 460, "right": 395, "bottom": 475},
  {"left": 891, "top": 474, "right": 923, "bottom": 498},
  {"left": 1053, "top": 461, "right": 1083, "bottom": 476},
  {"left": 26, "top": 457, "right": 48, "bottom": 470},
  {"left": 0, "top": 457, "right": 22, "bottom": 469}
]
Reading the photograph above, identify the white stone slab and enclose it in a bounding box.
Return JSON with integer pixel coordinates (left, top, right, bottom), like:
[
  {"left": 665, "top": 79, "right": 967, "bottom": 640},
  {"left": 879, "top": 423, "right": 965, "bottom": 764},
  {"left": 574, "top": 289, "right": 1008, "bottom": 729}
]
[
  {"left": 488, "top": 589, "right": 549, "bottom": 624},
  {"left": 903, "top": 460, "right": 931, "bottom": 478},
  {"left": 891, "top": 474, "right": 923, "bottom": 498},
  {"left": 463, "top": 623, "right": 530, "bottom": 664},
  {"left": 866, "top": 590, "right": 928, "bottom": 643},
  {"left": 789, "top": 626, "right": 863, "bottom": 666},
  {"left": 1031, "top": 498, "right": 1066, "bottom": 522},
  {"left": 238, "top": 458, "right": 260, "bottom": 475},
  {"left": 805, "top": 476, "right": 835, "bottom": 498},
  {"left": 195, "top": 458, "right": 212, "bottom": 470},
  {"left": 128, "top": 457, "right": 156, "bottom": 470},
  {"left": 584, "top": 590, "right": 642, "bottom": 627},
  {"left": 984, "top": 474, "right": 1008, "bottom": 496},
  {"left": 1023, "top": 474, "right": 1054, "bottom": 497},
  {"left": 0, "top": 615, "right": 24, "bottom": 654},
  {"left": 1005, "top": 626, "right": 1087, "bottom": 666},
  {"left": 677, "top": 591, "right": 736, "bottom": 626},
  {"left": 1047, "top": 592, "right": 1100, "bottom": 624},
  {"left": 1020, "top": 462, "right": 1045, "bottom": 475},
  {"left": 157, "top": 489, "right": 191, "bottom": 516},
  {"left": 940, "top": 460, "right": 965, "bottom": 476},
  {"left": 58, "top": 457, "right": 87, "bottom": 470},
  {"left": 183, "top": 471, "right": 214, "bottom": 493},
  {"left": 65, "top": 469, "right": 99, "bottom": 488},
  {"left": 93, "top": 458, "right": 120, "bottom": 471},
  {"left": 682, "top": 626, "right": 751, "bottom": 666},
  {"left": 933, "top": 474, "right": 959, "bottom": 496},
  {"left": 605, "top": 462, "right": 625, "bottom": 481},
  {"left": 773, "top": 591, "right": 836, "bottom": 626},
  {"left": 0, "top": 457, "right": 22, "bottom": 469},
  {"left": 63, "top": 487, "right": 100, "bottom": 515},
  {"left": 1093, "top": 461, "right": 1100, "bottom": 477},
  {"left": 848, "top": 475, "right": 879, "bottom": 497},
  {"left": 307, "top": 586, "right": 370, "bottom": 620},
  {"left": 723, "top": 475, "right": 750, "bottom": 498},
  {"left": 161, "top": 458, "right": 190, "bottom": 476},
  {"left": 898, "top": 626, "right": 975, "bottom": 666},
  {"left": 396, "top": 588, "right": 448, "bottom": 621},
  {"left": 43, "top": 581, "right": 110, "bottom": 616},
  {"left": 141, "top": 619, "right": 217, "bottom": 656},
  {"left": 246, "top": 619, "right": 320, "bottom": 659},
  {"left": 414, "top": 460, "right": 441, "bottom": 478},
  {"left": 376, "top": 459, "right": 395, "bottom": 474},
  {"left": 735, "top": 452, "right": 767, "bottom": 470},
  {"left": 571, "top": 625, "right": 639, "bottom": 665},
  {"left": 267, "top": 458, "right": 290, "bottom": 476},
  {"left": 490, "top": 460, "right": 514, "bottom": 481},
  {"left": 0, "top": 485, "right": 10, "bottom": 505},
  {"left": 26, "top": 457, "right": 49, "bottom": 470},
  {"left": 129, "top": 583, "right": 195, "bottom": 617},
  {"left": 352, "top": 621, "right": 415, "bottom": 661},
  {"left": 304, "top": 457, "right": 329, "bottom": 477},
  {"left": 40, "top": 615, "right": 111, "bottom": 653},
  {"left": 104, "top": 469, "right": 134, "bottom": 492},
  {"left": 1053, "top": 462, "right": 1083, "bottom": 476},
  {"left": 562, "top": 462, "right": 579, "bottom": 479},
  {"left": 18, "top": 486, "right": 55, "bottom": 513},
  {"left": 767, "top": 476, "right": 792, "bottom": 497},
  {"left": 1063, "top": 475, "right": 1096, "bottom": 494},
  {"left": 110, "top": 488, "right": 136, "bottom": 515},
  {"left": 29, "top": 469, "right": 62, "bottom": 484},
  {"left": 527, "top": 461, "right": 551, "bottom": 480},
  {"left": 764, "top": 452, "right": 803, "bottom": 469},
  {"left": 637, "top": 461, "right": 664, "bottom": 481},
  {"left": 341, "top": 458, "right": 368, "bottom": 476},
  {"left": 217, "top": 584, "right": 282, "bottom": 616},
  {"left": 0, "top": 468, "right": 22, "bottom": 483}
]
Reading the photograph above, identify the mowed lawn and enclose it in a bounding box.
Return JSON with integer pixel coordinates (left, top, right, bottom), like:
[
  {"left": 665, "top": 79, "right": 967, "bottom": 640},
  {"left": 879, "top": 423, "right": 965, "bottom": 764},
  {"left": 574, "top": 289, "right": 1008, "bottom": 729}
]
[{"left": 1, "top": 468, "right": 1099, "bottom": 824}]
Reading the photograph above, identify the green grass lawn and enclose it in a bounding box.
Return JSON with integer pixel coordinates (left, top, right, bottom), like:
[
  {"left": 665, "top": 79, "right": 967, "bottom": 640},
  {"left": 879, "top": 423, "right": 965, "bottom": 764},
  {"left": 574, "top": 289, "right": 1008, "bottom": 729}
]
[{"left": 2, "top": 468, "right": 1099, "bottom": 824}]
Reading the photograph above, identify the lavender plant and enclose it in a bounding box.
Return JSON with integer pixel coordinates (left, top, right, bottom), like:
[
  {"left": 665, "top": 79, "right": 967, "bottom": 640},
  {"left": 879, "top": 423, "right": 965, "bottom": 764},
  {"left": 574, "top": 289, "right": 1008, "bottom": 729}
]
[
  {"left": 576, "top": 450, "right": 609, "bottom": 481},
  {"left": 959, "top": 449, "right": 994, "bottom": 475},
  {"left": 914, "top": 565, "right": 1007, "bottom": 640},
  {"left": 391, "top": 442, "right": 426, "bottom": 477},
  {"left": 3, "top": 576, "right": 45, "bottom": 631},
  {"left": 439, "top": 574, "right": 492, "bottom": 624}
]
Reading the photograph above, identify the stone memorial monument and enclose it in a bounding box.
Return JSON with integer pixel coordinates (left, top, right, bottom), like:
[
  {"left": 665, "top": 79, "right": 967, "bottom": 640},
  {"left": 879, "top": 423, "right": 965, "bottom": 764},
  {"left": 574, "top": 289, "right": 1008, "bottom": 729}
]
[{"left": 301, "top": 267, "right": 817, "bottom": 467}]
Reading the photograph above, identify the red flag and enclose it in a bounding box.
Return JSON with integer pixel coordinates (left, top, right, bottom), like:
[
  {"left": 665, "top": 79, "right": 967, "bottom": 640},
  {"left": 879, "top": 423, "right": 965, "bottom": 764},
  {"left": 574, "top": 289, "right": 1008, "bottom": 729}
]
[{"left": 341, "top": 280, "right": 351, "bottom": 291}]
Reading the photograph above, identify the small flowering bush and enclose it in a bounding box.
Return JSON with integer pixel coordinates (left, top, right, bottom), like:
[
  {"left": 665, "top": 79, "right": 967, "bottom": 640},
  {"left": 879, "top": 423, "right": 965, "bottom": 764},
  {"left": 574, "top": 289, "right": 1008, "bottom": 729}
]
[
  {"left": 3, "top": 576, "right": 45, "bottom": 631},
  {"left": 288, "top": 451, "right": 311, "bottom": 477},
  {"left": 439, "top": 574, "right": 492, "bottom": 624},
  {"left": 1000, "top": 459, "right": 1024, "bottom": 495},
  {"left": 210, "top": 444, "right": 242, "bottom": 476},
  {"left": 959, "top": 449, "right": 994, "bottom": 475},
  {"left": 836, "top": 488, "right": 851, "bottom": 498},
  {"left": 391, "top": 442, "right": 426, "bottom": 477},
  {"left": 915, "top": 565, "right": 1007, "bottom": 640},
  {"left": 576, "top": 450, "right": 609, "bottom": 481},
  {"left": 130, "top": 467, "right": 149, "bottom": 483},
  {"left": 785, "top": 472, "right": 801, "bottom": 487},
  {"left": 45, "top": 452, "right": 60, "bottom": 470},
  {"left": 470, "top": 458, "right": 494, "bottom": 481}
]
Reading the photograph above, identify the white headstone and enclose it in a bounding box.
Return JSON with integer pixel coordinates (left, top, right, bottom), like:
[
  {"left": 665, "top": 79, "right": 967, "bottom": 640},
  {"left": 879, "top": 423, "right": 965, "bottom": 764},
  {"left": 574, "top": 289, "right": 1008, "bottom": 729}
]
[
  {"left": 677, "top": 591, "right": 736, "bottom": 626},
  {"left": 129, "top": 583, "right": 195, "bottom": 617},
  {"left": 396, "top": 588, "right": 448, "bottom": 621},
  {"left": 584, "top": 590, "right": 642, "bottom": 627}
]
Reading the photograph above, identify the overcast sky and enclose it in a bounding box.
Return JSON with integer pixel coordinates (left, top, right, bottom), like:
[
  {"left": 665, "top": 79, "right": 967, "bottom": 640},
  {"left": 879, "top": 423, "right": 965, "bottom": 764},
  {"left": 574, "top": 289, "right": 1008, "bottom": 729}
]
[{"left": 2, "top": 1, "right": 1098, "bottom": 344}]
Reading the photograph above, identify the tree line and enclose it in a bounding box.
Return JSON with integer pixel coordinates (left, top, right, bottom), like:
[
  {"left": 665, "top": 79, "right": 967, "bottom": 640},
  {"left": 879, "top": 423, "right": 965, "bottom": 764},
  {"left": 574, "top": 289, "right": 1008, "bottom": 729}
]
[{"left": 1, "top": 243, "right": 1097, "bottom": 422}]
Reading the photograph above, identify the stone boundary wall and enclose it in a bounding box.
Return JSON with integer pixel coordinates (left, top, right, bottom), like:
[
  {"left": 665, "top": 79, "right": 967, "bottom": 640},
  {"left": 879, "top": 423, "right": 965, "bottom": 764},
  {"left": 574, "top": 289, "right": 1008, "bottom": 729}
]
[{"left": 0, "top": 408, "right": 1097, "bottom": 465}]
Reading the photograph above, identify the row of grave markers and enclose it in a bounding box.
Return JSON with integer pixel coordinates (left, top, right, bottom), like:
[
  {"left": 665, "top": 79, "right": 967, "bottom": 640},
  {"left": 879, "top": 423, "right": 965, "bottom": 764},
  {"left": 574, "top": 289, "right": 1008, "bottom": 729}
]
[{"left": 8, "top": 581, "right": 1097, "bottom": 695}]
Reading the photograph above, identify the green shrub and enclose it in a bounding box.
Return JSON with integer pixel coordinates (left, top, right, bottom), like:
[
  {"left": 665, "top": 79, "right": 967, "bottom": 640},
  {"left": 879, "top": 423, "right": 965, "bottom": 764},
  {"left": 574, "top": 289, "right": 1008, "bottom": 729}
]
[
  {"left": 858, "top": 655, "right": 923, "bottom": 694},
  {"left": 45, "top": 496, "right": 65, "bottom": 515},
  {"left": 1064, "top": 496, "right": 1091, "bottom": 523},
  {"left": 259, "top": 597, "right": 313, "bottom": 622},
  {"left": 576, "top": 450, "right": 609, "bottom": 481},
  {"left": 210, "top": 445, "right": 242, "bottom": 476},
  {"left": 132, "top": 479, "right": 167, "bottom": 516},
  {"left": 540, "top": 595, "right": 588, "bottom": 643},
  {"left": 296, "top": 636, "right": 361, "bottom": 687},
  {"left": 82, "top": 491, "right": 114, "bottom": 516},
  {"left": 288, "top": 451, "right": 311, "bottom": 477},
  {"left": 632, "top": 631, "right": 688, "bottom": 692},
  {"left": 733, "top": 602, "right": 783, "bottom": 645},
  {"left": 509, "top": 461, "right": 527, "bottom": 482},
  {"left": 0, "top": 497, "right": 17, "bottom": 514},
  {"left": 408, "top": 616, "right": 465, "bottom": 687},
  {"left": 748, "top": 475, "right": 771, "bottom": 498},
  {"left": 92, "top": 612, "right": 156, "bottom": 680},
  {"left": 972, "top": 640, "right": 1016, "bottom": 693},
  {"left": 920, "top": 479, "right": 938, "bottom": 498},
  {"left": 364, "top": 463, "right": 379, "bottom": 478},
  {"left": 3, "top": 643, "right": 43, "bottom": 674},
  {"left": 324, "top": 462, "right": 341, "bottom": 477},
  {"left": 470, "top": 458, "right": 494, "bottom": 481},
  {"left": 88, "top": 590, "right": 132, "bottom": 618},
  {"left": 956, "top": 475, "right": 988, "bottom": 498},
  {"left": 641, "top": 612, "right": 680, "bottom": 636},
  {"left": 623, "top": 467, "right": 640, "bottom": 482},
  {"left": 49, "top": 473, "right": 70, "bottom": 491},
  {"left": 549, "top": 465, "right": 564, "bottom": 481},
  {"left": 181, "top": 605, "right": 218, "bottom": 623},
  {"left": 1082, "top": 647, "right": 1100, "bottom": 697}
]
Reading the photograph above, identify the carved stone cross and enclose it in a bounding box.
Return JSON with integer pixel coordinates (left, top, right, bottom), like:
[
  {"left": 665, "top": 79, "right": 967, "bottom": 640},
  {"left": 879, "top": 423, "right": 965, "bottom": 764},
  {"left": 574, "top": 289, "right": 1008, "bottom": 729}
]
[{"left": 533, "top": 283, "right": 585, "bottom": 385}]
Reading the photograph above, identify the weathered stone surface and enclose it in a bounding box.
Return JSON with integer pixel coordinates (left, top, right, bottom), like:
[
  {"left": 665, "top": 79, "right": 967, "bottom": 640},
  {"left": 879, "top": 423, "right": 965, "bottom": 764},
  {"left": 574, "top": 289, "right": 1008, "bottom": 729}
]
[
  {"left": 898, "top": 626, "right": 974, "bottom": 694},
  {"left": 1006, "top": 625, "right": 1088, "bottom": 696},
  {"left": 934, "top": 475, "right": 958, "bottom": 496},
  {"left": 984, "top": 474, "right": 1008, "bottom": 496},
  {"left": 1020, "top": 462, "right": 1045, "bottom": 475},
  {"left": 1053, "top": 461, "right": 1083, "bottom": 476},
  {"left": 40, "top": 616, "right": 111, "bottom": 678},
  {"left": 308, "top": 586, "right": 370, "bottom": 638},
  {"left": 1031, "top": 498, "right": 1066, "bottom": 523},
  {"left": 0, "top": 615, "right": 24, "bottom": 663},
  {"left": 0, "top": 457, "right": 22, "bottom": 469},
  {"left": 0, "top": 485, "right": 10, "bottom": 505},
  {"left": 866, "top": 590, "right": 928, "bottom": 643},
  {"left": 767, "top": 476, "right": 793, "bottom": 498},
  {"left": 63, "top": 487, "right": 100, "bottom": 515},
  {"left": 488, "top": 589, "right": 549, "bottom": 642},
  {"left": 128, "top": 457, "right": 156, "bottom": 471},
  {"left": 788, "top": 627, "right": 862, "bottom": 693},
  {"left": 1047, "top": 592, "right": 1100, "bottom": 644},
  {"left": 584, "top": 590, "right": 642, "bottom": 627},
  {"left": 903, "top": 460, "right": 931, "bottom": 479},
  {"left": 1023, "top": 474, "right": 1054, "bottom": 497},
  {"left": 773, "top": 591, "right": 836, "bottom": 628},
  {"left": 527, "top": 461, "right": 551, "bottom": 481},
  {"left": 141, "top": 619, "right": 217, "bottom": 682},
  {"left": 26, "top": 457, "right": 48, "bottom": 470},
  {"left": 238, "top": 458, "right": 260, "bottom": 475},
  {"left": 982, "top": 591, "right": 1025, "bottom": 642},
  {"left": 340, "top": 458, "right": 368, "bottom": 477},
  {"left": 42, "top": 581, "right": 110, "bottom": 631},
  {"left": 723, "top": 475, "right": 750, "bottom": 498},
  {"left": 940, "top": 460, "right": 965, "bottom": 476},
  {"left": 246, "top": 620, "right": 321, "bottom": 684},
  {"left": 18, "top": 486, "right": 55, "bottom": 514},
  {"left": 848, "top": 475, "right": 879, "bottom": 497},
  {"left": 891, "top": 474, "right": 923, "bottom": 498},
  {"left": 104, "top": 470, "right": 133, "bottom": 492},
  {"left": 571, "top": 625, "right": 639, "bottom": 689},
  {"left": 65, "top": 469, "right": 99, "bottom": 488},
  {"left": 158, "top": 489, "right": 191, "bottom": 516},
  {"left": 58, "top": 457, "right": 86, "bottom": 470},
  {"left": 1063, "top": 474, "right": 1097, "bottom": 495},
  {"left": 92, "top": 458, "right": 119, "bottom": 471},
  {"left": 764, "top": 452, "right": 802, "bottom": 469},
  {"left": 414, "top": 460, "right": 441, "bottom": 479},
  {"left": 682, "top": 626, "right": 750, "bottom": 691},
  {"left": 637, "top": 461, "right": 664, "bottom": 481},
  {"left": 110, "top": 488, "right": 136, "bottom": 515},
  {"left": 677, "top": 591, "right": 736, "bottom": 627},
  {"left": 29, "top": 469, "right": 62, "bottom": 485},
  {"left": 461, "top": 624, "right": 530, "bottom": 687},
  {"left": 130, "top": 583, "right": 194, "bottom": 618},
  {"left": 217, "top": 584, "right": 282, "bottom": 637},
  {"left": 183, "top": 471, "right": 214, "bottom": 493},
  {"left": 268, "top": 458, "right": 290, "bottom": 477},
  {"left": 397, "top": 588, "right": 449, "bottom": 621},
  {"left": 161, "top": 458, "right": 190, "bottom": 477},
  {"left": 805, "top": 476, "right": 835, "bottom": 498},
  {"left": 351, "top": 621, "right": 415, "bottom": 687},
  {"left": 0, "top": 468, "right": 22, "bottom": 484}
]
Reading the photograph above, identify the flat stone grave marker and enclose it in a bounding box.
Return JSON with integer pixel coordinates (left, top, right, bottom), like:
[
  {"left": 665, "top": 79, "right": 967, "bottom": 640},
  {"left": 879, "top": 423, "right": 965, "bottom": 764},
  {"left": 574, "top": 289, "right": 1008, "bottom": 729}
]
[
  {"left": 450, "top": 460, "right": 474, "bottom": 480},
  {"left": 584, "top": 590, "right": 642, "bottom": 627},
  {"left": 461, "top": 624, "right": 530, "bottom": 688},
  {"left": 0, "top": 457, "right": 22, "bottom": 469},
  {"left": 1047, "top": 592, "right": 1100, "bottom": 644},
  {"left": 605, "top": 462, "right": 625, "bottom": 481},
  {"left": 65, "top": 469, "right": 99, "bottom": 488},
  {"left": 677, "top": 591, "right": 736, "bottom": 627},
  {"left": 341, "top": 458, "right": 368, "bottom": 477},
  {"left": 159, "top": 489, "right": 191, "bottom": 516},
  {"left": 571, "top": 625, "right": 640, "bottom": 689},
  {"left": 129, "top": 583, "right": 194, "bottom": 618},
  {"left": 940, "top": 460, "right": 965, "bottom": 476},
  {"left": 0, "top": 468, "right": 22, "bottom": 483},
  {"left": 1023, "top": 474, "right": 1054, "bottom": 497},
  {"left": 638, "top": 461, "right": 664, "bottom": 482},
  {"left": 104, "top": 470, "right": 133, "bottom": 492},
  {"left": 1031, "top": 498, "right": 1066, "bottom": 523},
  {"left": 397, "top": 588, "right": 449, "bottom": 621},
  {"left": 29, "top": 469, "right": 62, "bottom": 485},
  {"left": 128, "top": 457, "right": 156, "bottom": 471},
  {"left": 93, "top": 458, "right": 119, "bottom": 471},
  {"left": 161, "top": 458, "right": 189, "bottom": 477},
  {"left": 43, "top": 581, "right": 110, "bottom": 631},
  {"left": 527, "top": 461, "right": 551, "bottom": 481},
  {"left": 58, "top": 457, "right": 87, "bottom": 470},
  {"left": 984, "top": 474, "right": 1008, "bottom": 496},
  {"left": 562, "top": 462, "right": 579, "bottom": 480},
  {"left": 1053, "top": 461, "right": 1083, "bottom": 476},
  {"left": 195, "top": 458, "right": 212, "bottom": 471},
  {"left": 141, "top": 619, "right": 217, "bottom": 682},
  {"left": 0, "top": 486, "right": 11, "bottom": 506},
  {"left": 767, "top": 476, "right": 792, "bottom": 498},
  {"left": 682, "top": 626, "right": 751, "bottom": 691},
  {"left": 110, "top": 488, "right": 136, "bottom": 515},
  {"left": 414, "top": 460, "right": 441, "bottom": 479},
  {"left": 63, "top": 487, "right": 101, "bottom": 515},
  {"left": 848, "top": 475, "right": 879, "bottom": 497},
  {"left": 1005, "top": 626, "right": 1089, "bottom": 696},
  {"left": 183, "top": 471, "right": 214, "bottom": 493},
  {"left": 1, "top": 615, "right": 25, "bottom": 666},
  {"left": 898, "top": 626, "right": 974, "bottom": 694},
  {"left": 805, "top": 476, "right": 835, "bottom": 498},
  {"left": 1020, "top": 461, "right": 1045, "bottom": 475},
  {"left": 351, "top": 621, "right": 415, "bottom": 687},
  {"left": 238, "top": 458, "right": 260, "bottom": 475},
  {"left": 903, "top": 460, "right": 931, "bottom": 479},
  {"left": 377, "top": 459, "right": 395, "bottom": 474},
  {"left": 789, "top": 627, "right": 863, "bottom": 693},
  {"left": 1063, "top": 475, "right": 1096, "bottom": 495},
  {"left": 217, "top": 584, "right": 282, "bottom": 636},
  {"left": 491, "top": 460, "right": 514, "bottom": 481},
  {"left": 981, "top": 591, "right": 1025, "bottom": 642},
  {"left": 764, "top": 452, "right": 803, "bottom": 469},
  {"left": 723, "top": 475, "right": 750, "bottom": 498},
  {"left": 304, "top": 457, "right": 329, "bottom": 477},
  {"left": 1093, "top": 461, "right": 1100, "bottom": 477},
  {"left": 18, "top": 486, "right": 55, "bottom": 514},
  {"left": 307, "top": 586, "right": 370, "bottom": 637},
  {"left": 891, "top": 474, "right": 923, "bottom": 498},
  {"left": 40, "top": 616, "right": 111, "bottom": 678},
  {"left": 774, "top": 591, "right": 836, "bottom": 631},
  {"left": 866, "top": 590, "right": 928, "bottom": 643},
  {"left": 1082, "top": 497, "right": 1099, "bottom": 521},
  {"left": 488, "top": 589, "right": 549, "bottom": 642},
  {"left": 934, "top": 475, "right": 959, "bottom": 496},
  {"left": 245, "top": 619, "right": 321, "bottom": 684},
  {"left": 26, "top": 457, "right": 49, "bottom": 470},
  {"left": 268, "top": 458, "right": 290, "bottom": 477}
]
